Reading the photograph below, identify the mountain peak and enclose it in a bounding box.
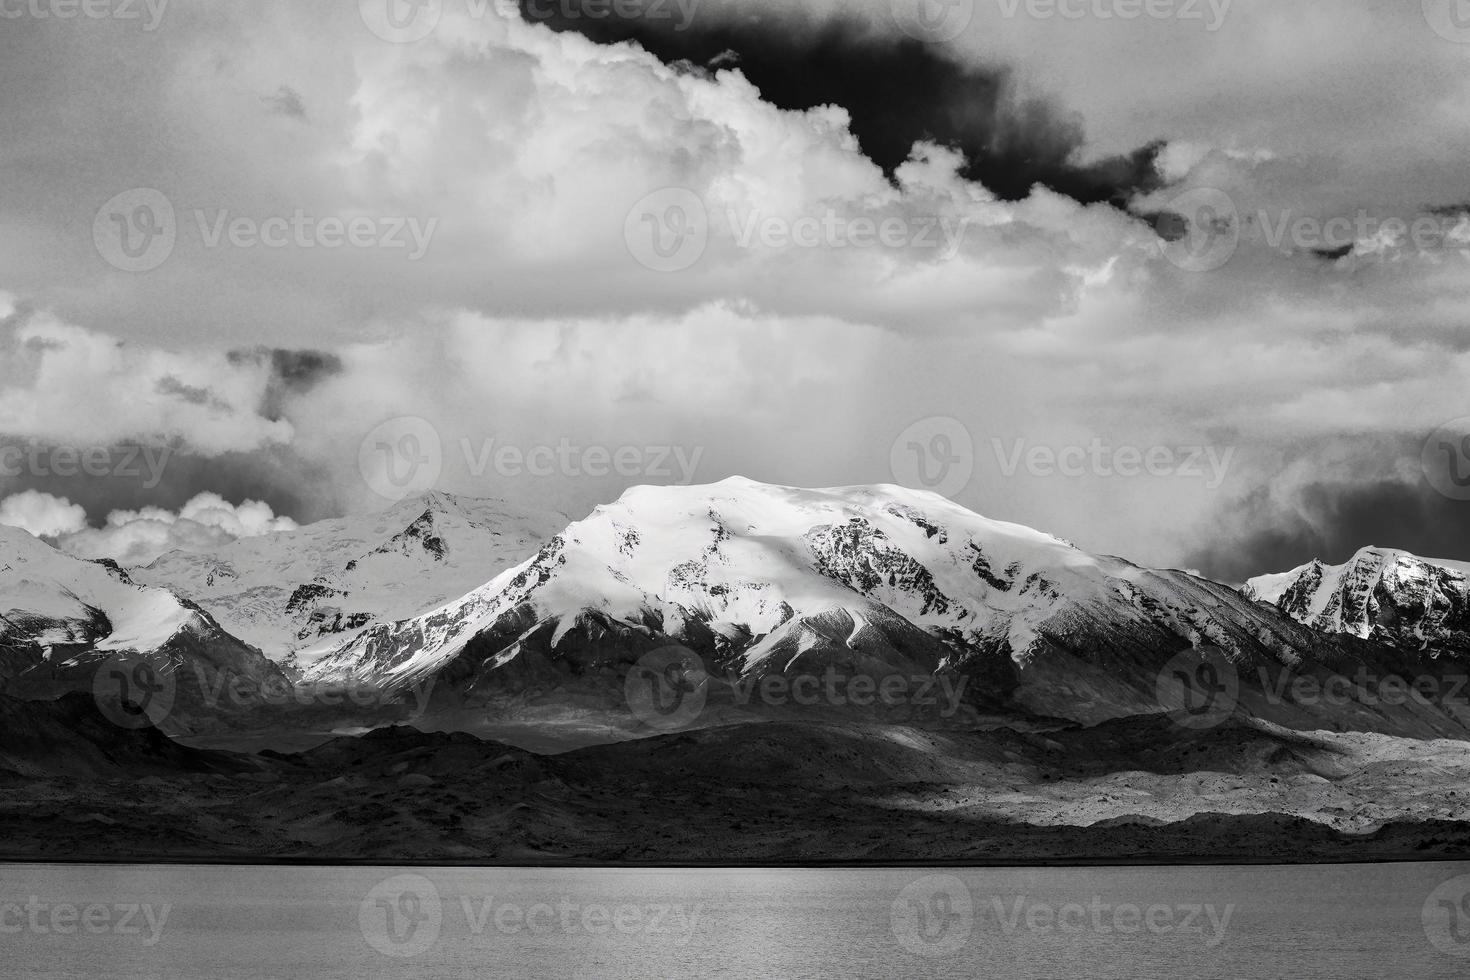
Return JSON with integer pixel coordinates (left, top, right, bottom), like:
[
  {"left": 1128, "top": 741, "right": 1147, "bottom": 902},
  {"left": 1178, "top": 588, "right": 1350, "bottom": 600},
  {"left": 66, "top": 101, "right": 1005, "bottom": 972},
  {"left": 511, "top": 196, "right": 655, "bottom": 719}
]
[{"left": 1247, "top": 546, "right": 1470, "bottom": 653}]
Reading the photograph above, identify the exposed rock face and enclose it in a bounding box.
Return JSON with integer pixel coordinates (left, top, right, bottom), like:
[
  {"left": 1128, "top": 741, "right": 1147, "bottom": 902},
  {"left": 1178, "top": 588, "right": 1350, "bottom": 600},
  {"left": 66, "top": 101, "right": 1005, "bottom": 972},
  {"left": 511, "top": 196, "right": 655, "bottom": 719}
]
[
  {"left": 297, "top": 479, "right": 1455, "bottom": 735},
  {"left": 134, "top": 491, "right": 567, "bottom": 670},
  {"left": 0, "top": 524, "right": 290, "bottom": 733},
  {"left": 1247, "top": 548, "right": 1470, "bottom": 657}
]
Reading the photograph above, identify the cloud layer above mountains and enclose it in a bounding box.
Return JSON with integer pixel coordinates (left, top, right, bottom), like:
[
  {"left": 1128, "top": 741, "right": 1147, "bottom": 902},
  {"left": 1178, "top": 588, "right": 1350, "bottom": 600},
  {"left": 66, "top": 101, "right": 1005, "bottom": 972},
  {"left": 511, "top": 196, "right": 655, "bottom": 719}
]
[{"left": 0, "top": 2, "right": 1467, "bottom": 577}]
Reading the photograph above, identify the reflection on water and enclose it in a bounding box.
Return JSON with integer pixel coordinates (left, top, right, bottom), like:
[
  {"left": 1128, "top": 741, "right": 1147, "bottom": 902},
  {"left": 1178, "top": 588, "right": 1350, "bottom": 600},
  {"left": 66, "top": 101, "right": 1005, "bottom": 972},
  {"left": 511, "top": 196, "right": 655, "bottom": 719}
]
[{"left": 1, "top": 862, "right": 1467, "bottom": 979}]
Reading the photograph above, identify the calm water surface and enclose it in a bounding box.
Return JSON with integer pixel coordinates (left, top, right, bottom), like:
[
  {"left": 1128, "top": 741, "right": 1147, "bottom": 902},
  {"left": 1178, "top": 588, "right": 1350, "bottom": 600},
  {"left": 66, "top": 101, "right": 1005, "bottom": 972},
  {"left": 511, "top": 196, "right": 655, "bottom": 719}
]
[{"left": 1, "top": 862, "right": 1467, "bottom": 978}]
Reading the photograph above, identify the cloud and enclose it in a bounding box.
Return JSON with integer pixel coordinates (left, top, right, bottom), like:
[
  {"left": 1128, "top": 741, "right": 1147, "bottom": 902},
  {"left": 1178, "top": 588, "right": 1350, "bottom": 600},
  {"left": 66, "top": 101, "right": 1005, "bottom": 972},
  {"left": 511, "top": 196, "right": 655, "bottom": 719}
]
[
  {"left": 40, "top": 492, "right": 300, "bottom": 567},
  {"left": 0, "top": 490, "right": 88, "bottom": 539},
  {"left": 0, "top": 308, "right": 293, "bottom": 455},
  {"left": 0, "top": 3, "right": 1465, "bottom": 579},
  {"left": 1180, "top": 432, "right": 1470, "bottom": 582},
  {"left": 520, "top": 2, "right": 1168, "bottom": 205}
]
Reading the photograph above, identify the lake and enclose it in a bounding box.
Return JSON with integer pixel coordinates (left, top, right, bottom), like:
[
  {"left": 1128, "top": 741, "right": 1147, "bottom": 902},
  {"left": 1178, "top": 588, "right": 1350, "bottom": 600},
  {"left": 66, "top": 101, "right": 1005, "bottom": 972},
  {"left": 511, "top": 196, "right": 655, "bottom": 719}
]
[{"left": 2, "top": 862, "right": 1467, "bottom": 978}]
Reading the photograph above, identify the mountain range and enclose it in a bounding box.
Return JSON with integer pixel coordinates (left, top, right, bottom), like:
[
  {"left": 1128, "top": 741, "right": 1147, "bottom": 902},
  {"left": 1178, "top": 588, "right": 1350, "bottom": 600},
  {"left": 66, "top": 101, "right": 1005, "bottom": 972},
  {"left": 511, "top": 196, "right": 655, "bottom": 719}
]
[
  {"left": 3, "top": 479, "right": 1469, "bottom": 742},
  {"left": 4, "top": 479, "right": 1470, "bottom": 862}
]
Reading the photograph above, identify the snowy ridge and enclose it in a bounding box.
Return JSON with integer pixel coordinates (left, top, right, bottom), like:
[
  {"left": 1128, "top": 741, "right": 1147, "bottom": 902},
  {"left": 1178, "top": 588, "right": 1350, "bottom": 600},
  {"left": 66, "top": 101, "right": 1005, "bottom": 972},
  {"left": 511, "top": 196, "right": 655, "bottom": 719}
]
[
  {"left": 305, "top": 478, "right": 1319, "bottom": 695},
  {"left": 1246, "top": 547, "right": 1470, "bottom": 654},
  {"left": 134, "top": 491, "right": 568, "bottom": 671},
  {"left": 0, "top": 523, "right": 204, "bottom": 653}
]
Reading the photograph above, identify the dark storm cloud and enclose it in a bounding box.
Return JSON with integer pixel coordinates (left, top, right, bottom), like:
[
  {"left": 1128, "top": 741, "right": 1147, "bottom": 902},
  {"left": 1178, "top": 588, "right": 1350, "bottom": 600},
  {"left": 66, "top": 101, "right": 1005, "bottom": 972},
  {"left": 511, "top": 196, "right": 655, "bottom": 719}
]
[
  {"left": 266, "top": 349, "right": 344, "bottom": 392},
  {"left": 228, "top": 347, "right": 344, "bottom": 391},
  {"left": 1426, "top": 202, "right": 1470, "bottom": 219},
  {"left": 1188, "top": 476, "right": 1470, "bottom": 585},
  {"left": 520, "top": 2, "right": 1168, "bottom": 207},
  {"left": 227, "top": 347, "right": 344, "bottom": 421},
  {"left": 155, "top": 376, "right": 231, "bottom": 410}
]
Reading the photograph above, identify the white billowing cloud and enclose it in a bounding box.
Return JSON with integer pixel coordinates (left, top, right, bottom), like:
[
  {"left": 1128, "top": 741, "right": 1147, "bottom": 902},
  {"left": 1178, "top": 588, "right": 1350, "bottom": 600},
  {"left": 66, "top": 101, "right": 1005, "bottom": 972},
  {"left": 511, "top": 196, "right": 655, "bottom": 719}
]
[
  {"left": 283, "top": 302, "right": 884, "bottom": 516},
  {"left": 0, "top": 3, "right": 1464, "bottom": 573},
  {"left": 0, "top": 490, "right": 88, "bottom": 539},
  {"left": 0, "top": 4, "right": 1141, "bottom": 344},
  {"left": 32, "top": 493, "right": 300, "bottom": 567},
  {"left": 0, "top": 309, "right": 293, "bottom": 455}
]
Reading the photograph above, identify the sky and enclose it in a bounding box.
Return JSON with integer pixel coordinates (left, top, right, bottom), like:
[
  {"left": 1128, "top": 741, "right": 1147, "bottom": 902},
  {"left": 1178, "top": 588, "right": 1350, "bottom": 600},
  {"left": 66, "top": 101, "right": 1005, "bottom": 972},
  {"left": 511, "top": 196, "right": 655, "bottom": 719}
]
[{"left": 1, "top": 0, "right": 1469, "bottom": 579}]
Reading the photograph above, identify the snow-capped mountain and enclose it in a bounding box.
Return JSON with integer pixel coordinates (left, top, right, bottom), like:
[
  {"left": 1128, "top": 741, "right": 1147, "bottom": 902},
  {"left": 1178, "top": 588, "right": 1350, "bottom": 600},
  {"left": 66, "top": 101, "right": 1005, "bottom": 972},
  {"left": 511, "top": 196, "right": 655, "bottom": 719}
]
[
  {"left": 305, "top": 478, "right": 1373, "bottom": 725},
  {"left": 134, "top": 491, "right": 568, "bottom": 673},
  {"left": 1247, "top": 547, "right": 1470, "bottom": 656},
  {"left": 0, "top": 523, "right": 287, "bottom": 730}
]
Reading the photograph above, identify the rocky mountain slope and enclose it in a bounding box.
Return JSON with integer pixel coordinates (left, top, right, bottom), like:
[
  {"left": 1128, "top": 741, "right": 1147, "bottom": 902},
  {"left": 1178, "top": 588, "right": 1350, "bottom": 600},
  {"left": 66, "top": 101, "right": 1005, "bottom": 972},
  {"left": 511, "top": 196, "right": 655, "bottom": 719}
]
[
  {"left": 0, "top": 523, "right": 289, "bottom": 732},
  {"left": 2, "top": 695, "right": 1467, "bottom": 865},
  {"left": 298, "top": 479, "right": 1468, "bottom": 738},
  {"left": 134, "top": 492, "right": 567, "bottom": 673},
  {"left": 1247, "top": 547, "right": 1470, "bottom": 657}
]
